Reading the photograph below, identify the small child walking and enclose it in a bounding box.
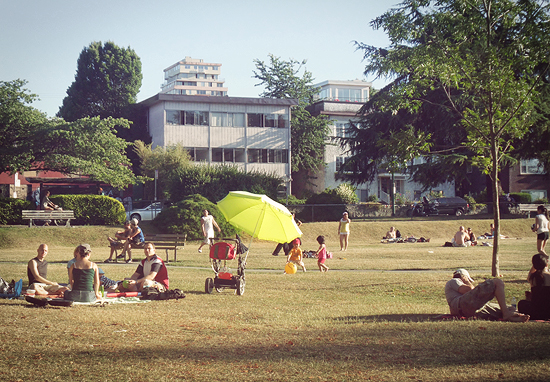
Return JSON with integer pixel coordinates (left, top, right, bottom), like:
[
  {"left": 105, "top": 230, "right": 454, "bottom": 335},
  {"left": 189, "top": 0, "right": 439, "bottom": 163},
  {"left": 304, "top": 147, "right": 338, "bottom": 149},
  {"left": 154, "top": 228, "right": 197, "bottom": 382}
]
[
  {"left": 286, "top": 238, "right": 306, "bottom": 273},
  {"left": 316, "top": 235, "right": 329, "bottom": 272}
]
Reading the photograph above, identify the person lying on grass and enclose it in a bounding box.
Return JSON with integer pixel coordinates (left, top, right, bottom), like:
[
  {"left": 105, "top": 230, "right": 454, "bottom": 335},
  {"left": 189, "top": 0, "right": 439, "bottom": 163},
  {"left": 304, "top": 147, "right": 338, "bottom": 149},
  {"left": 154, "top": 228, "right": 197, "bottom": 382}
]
[
  {"left": 27, "top": 244, "right": 69, "bottom": 295},
  {"left": 119, "top": 242, "right": 169, "bottom": 292},
  {"left": 445, "top": 268, "right": 529, "bottom": 322}
]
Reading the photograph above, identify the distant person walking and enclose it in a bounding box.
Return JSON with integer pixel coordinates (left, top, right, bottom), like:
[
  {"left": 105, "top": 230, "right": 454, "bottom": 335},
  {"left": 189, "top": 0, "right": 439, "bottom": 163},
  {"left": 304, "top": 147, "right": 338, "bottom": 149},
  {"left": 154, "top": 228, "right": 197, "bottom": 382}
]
[
  {"left": 532, "top": 205, "right": 549, "bottom": 254},
  {"left": 338, "top": 212, "right": 351, "bottom": 251},
  {"left": 198, "top": 209, "right": 221, "bottom": 253}
]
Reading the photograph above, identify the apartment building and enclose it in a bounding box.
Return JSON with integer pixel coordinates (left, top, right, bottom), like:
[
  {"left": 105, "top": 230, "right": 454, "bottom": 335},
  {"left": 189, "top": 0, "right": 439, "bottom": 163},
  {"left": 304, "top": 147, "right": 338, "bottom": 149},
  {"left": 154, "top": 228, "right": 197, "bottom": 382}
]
[{"left": 161, "top": 57, "right": 228, "bottom": 97}]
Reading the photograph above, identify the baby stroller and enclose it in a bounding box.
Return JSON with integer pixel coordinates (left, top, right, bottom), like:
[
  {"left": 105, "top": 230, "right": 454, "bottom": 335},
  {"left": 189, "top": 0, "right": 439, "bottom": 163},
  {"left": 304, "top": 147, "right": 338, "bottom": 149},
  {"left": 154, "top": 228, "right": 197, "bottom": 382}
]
[{"left": 205, "top": 234, "right": 248, "bottom": 296}]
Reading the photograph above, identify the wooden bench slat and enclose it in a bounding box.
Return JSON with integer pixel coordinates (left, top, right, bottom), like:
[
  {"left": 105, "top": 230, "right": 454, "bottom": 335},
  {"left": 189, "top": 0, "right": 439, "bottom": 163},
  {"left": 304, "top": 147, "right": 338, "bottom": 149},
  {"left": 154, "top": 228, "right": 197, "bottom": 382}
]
[{"left": 21, "top": 210, "right": 75, "bottom": 227}]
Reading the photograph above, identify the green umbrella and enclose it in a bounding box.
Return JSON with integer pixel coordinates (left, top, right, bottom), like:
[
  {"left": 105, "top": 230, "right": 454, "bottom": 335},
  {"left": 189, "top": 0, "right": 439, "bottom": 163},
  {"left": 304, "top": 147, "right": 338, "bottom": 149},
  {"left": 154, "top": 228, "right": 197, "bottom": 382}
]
[{"left": 217, "top": 191, "right": 302, "bottom": 244}]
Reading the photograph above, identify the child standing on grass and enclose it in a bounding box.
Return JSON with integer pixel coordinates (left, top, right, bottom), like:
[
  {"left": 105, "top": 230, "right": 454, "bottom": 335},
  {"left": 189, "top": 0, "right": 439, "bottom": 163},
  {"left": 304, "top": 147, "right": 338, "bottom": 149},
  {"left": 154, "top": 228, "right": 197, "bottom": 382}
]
[
  {"left": 286, "top": 238, "right": 306, "bottom": 273},
  {"left": 316, "top": 235, "right": 329, "bottom": 272}
]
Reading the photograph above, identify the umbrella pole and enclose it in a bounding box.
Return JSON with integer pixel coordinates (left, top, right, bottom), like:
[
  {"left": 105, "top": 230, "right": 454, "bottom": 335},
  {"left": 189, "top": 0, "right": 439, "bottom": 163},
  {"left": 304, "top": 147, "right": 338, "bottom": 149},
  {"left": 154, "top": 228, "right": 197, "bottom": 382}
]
[{"left": 243, "top": 203, "right": 266, "bottom": 263}]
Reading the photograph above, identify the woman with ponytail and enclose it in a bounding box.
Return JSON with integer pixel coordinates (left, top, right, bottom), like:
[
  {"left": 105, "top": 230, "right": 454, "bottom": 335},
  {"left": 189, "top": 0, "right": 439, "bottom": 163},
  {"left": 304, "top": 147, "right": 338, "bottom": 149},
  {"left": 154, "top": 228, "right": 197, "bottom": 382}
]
[{"left": 532, "top": 205, "right": 549, "bottom": 254}]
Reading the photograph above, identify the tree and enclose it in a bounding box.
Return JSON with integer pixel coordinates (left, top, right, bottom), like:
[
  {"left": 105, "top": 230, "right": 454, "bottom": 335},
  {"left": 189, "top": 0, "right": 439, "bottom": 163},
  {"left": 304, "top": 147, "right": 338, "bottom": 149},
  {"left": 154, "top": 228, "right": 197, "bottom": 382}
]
[
  {"left": 0, "top": 79, "right": 145, "bottom": 189},
  {"left": 57, "top": 41, "right": 142, "bottom": 121},
  {"left": 352, "top": 0, "right": 550, "bottom": 276},
  {"left": 133, "top": 141, "right": 191, "bottom": 200},
  {"left": 253, "top": 55, "right": 331, "bottom": 179}
]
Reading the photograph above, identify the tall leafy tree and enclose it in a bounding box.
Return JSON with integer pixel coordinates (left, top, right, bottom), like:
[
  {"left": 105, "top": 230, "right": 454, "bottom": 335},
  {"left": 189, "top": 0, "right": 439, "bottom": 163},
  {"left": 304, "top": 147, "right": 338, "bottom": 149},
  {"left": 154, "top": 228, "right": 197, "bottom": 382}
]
[
  {"left": 253, "top": 55, "right": 331, "bottom": 189},
  {"left": 0, "top": 79, "right": 145, "bottom": 189},
  {"left": 57, "top": 41, "right": 142, "bottom": 121},
  {"left": 350, "top": 0, "right": 550, "bottom": 276}
]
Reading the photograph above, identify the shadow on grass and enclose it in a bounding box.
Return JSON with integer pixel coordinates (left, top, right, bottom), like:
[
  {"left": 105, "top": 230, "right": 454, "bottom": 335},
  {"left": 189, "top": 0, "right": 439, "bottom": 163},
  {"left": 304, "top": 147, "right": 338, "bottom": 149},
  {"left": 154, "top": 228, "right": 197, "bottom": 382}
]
[{"left": 335, "top": 314, "right": 442, "bottom": 323}]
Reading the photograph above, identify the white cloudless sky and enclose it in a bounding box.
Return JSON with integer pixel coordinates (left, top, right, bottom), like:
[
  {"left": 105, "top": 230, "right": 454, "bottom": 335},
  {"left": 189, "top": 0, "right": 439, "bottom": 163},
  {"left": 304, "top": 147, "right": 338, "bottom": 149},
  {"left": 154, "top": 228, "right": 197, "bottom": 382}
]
[{"left": 0, "top": 0, "right": 399, "bottom": 117}]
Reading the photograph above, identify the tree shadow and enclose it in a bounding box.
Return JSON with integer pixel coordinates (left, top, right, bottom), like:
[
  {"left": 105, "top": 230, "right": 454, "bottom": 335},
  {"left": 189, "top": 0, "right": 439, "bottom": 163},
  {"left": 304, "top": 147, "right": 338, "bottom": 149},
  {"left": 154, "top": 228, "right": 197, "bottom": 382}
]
[{"left": 334, "top": 314, "right": 443, "bottom": 323}]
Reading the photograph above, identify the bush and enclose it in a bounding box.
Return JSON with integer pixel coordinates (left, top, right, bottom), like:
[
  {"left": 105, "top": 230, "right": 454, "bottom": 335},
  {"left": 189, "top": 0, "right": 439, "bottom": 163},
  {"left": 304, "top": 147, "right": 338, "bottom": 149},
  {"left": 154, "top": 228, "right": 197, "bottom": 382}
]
[
  {"left": 167, "top": 165, "right": 282, "bottom": 203},
  {"left": 510, "top": 192, "right": 532, "bottom": 204},
  {"left": 300, "top": 184, "right": 359, "bottom": 222},
  {"left": 367, "top": 194, "right": 378, "bottom": 202},
  {"left": 50, "top": 195, "right": 126, "bottom": 226},
  {"left": 533, "top": 198, "right": 549, "bottom": 204},
  {"left": 0, "top": 198, "right": 34, "bottom": 225},
  {"left": 278, "top": 195, "right": 307, "bottom": 205},
  {"left": 153, "top": 194, "right": 237, "bottom": 240}
]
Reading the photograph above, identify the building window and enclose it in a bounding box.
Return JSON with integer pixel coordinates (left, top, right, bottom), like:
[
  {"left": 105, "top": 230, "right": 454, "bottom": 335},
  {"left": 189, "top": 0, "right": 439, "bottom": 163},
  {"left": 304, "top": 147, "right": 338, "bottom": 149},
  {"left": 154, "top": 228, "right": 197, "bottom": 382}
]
[
  {"left": 212, "top": 112, "right": 245, "bottom": 127},
  {"left": 166, "top": 110, "right": 180, "bottom": 125},
  {"left": 522, "top": 189, "right": 547, "bottom": 201},
  {"left": 336, "top": 157, "right": 346, "bottom": 172},
  {"left": 247, "top": 113, "right": 289, "bottom": 128},
  {"left": 248, "top": 149, "right": 288, "bottom": 163},
  {"left": 183, "top": 111, "right": 209, "bottom": 126},
  {"left": 335, "top": 122, "right": 351, "bottom": 138},
  {"left": 520, "top": 159, "right": 546, "bottom": 175}
]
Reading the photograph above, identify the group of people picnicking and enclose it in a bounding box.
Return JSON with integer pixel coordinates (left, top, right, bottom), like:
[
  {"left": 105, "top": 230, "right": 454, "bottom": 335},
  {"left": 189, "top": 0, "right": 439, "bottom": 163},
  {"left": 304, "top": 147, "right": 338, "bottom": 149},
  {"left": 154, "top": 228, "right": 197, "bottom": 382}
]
[
  {"left": 27, "top": 241, "right": 169, "bottom": 303},
  {"left": 22, "top": 205, "right": 550, "bottom": 321}
]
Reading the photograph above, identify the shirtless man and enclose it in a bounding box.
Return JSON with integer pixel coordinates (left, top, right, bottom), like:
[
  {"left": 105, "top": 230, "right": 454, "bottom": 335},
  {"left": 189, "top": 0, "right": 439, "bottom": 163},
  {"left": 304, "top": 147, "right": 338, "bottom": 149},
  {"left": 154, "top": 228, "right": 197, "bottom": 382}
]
[
  {"left": 452, "top": 226, "right": 470, "bottom": 247},
  {"left": 445, "top": 268, "right": 529, "bottom": 322},
  {"left": 27, "top": 244, "right": 69, "bottom": 295}
]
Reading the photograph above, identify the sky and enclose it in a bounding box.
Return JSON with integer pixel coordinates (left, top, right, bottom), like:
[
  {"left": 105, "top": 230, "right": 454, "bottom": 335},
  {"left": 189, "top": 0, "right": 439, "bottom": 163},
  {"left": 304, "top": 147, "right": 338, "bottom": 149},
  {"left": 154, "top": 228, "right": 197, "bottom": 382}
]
[{"left": 0, "top": 0, "right": 398, "bottom": 118}]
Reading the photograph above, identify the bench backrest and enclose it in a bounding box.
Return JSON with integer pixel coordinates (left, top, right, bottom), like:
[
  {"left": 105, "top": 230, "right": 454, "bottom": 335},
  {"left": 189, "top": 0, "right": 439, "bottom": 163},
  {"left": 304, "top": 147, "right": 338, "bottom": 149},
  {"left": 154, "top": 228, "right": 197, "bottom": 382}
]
[
  {"left": 22, "top": 210, "right": 75, "bottom": 218},
  {"left": 144, "top": 234, "right": 186, "bottom": 247}
]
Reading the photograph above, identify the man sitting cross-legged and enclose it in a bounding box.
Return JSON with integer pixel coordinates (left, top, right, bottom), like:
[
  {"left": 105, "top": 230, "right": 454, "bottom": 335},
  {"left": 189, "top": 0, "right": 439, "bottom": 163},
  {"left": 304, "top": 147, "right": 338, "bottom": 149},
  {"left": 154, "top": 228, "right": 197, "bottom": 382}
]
[
  {"left": 120, "top": 242, "right": 169, "bottom": 292},
  {"left": 27, "top": 244, "right": 69, "bottom": 295}
]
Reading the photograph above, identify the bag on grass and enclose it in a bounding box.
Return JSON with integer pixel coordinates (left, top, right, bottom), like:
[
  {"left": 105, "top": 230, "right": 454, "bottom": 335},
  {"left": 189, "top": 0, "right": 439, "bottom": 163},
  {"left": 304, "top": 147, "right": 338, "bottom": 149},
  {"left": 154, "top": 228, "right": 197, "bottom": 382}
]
[{"left": 326, "top": 252, "right": 333, "bottom": 259}]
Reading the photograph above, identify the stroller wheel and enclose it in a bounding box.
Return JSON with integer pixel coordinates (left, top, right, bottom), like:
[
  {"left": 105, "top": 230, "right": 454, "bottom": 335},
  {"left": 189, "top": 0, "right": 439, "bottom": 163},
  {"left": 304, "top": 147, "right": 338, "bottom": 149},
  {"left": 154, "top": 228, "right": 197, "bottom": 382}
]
[
  {"left": 236, "top": 277, "right": 245, "bottom": 296},
  {"left": 205, "top": 278, "right": 214, "bottom": 294},
  {"left": 215, "top": 286, "right": 224, "bottom": 293}
]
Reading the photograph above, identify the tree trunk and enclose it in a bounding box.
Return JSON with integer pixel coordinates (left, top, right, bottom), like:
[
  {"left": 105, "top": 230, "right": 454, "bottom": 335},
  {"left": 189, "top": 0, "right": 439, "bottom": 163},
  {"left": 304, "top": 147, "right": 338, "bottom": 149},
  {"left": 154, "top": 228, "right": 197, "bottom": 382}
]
[{"left": 490, "top": 138, "right": 500, "bottom": 277}]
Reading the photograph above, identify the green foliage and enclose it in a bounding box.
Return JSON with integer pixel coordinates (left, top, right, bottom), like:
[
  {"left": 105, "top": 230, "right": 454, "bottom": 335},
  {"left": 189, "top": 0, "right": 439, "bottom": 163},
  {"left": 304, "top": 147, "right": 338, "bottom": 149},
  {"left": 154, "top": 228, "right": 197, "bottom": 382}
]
[
  {"left": 0, "top": 198, "right": 33, "bottom": 225},
  {"left": 301, "top": 184, "right": 358, "bottom": 222},
  {"left": 510, "top": 192, "right": 532, "bottom": 204},
  {"left": 354, "top": 0, "right": 550, "bottom": 276},
  {"left": 278, "top": 194, "right": 307, "bottom": 205},
  {"left": 167, "top": 165, "right": 282, "bottom": 203},
  {"left": 533, "top": 198, "right": 549, "bottom": 204},
  {"left": 367, "top": 194, "right": 378, "bottom": 202},
  {"left": 133, "top": 141, "right": 190, "bottom": 200},
  {"left": 50, "top": 195, "right": 126, "bottom": 226},
  {"left": 0, "top": 80, "right": 145, "bottom": 188},
  {"left": 253, "top": 54, "right": 331, "bottom": 173},
  {"left": 153, "top": 194, "right": 237, "bottom": 239},
  {"left": 394, "top": 193, "right": 411, "bottom": 206},
  {"left": 57, "top": 41, "right": 143, "bottom": 121}
]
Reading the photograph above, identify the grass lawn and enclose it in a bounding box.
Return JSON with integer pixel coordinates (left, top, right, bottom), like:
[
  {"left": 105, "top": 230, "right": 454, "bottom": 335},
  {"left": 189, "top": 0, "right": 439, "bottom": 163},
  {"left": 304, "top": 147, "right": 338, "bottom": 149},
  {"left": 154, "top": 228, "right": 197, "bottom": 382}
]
[{"left": 1, "top": 217, "right": 549, "bottom": 381}]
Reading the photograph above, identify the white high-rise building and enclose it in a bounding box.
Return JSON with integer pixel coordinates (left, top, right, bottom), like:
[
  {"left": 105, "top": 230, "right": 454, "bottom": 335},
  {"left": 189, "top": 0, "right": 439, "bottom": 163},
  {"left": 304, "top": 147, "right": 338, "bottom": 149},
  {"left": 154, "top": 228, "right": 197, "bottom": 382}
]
[{"left": 161, "top": 57, "right": 228, "bottom": 97}]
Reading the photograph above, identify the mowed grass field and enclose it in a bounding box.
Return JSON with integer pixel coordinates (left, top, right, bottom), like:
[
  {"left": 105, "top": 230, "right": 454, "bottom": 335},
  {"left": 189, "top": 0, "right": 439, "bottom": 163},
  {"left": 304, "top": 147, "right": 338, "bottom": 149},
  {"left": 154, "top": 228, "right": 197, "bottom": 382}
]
[{"left": 1, "top": 217, "right": 549, "bottom": 381}]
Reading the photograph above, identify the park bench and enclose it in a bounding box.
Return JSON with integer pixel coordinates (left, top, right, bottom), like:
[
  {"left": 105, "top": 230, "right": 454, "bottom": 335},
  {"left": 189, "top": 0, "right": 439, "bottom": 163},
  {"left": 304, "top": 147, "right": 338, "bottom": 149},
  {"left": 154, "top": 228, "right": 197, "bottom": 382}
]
[
  {"left": 22, "top": 210, "right": 75, "bottom": 227},
  {"left": 145, "top": 234, "right": 187, "bottom": 262},
  {"left": 110, "top": 233, "right": 187, "bottom": 263},
  {"left": 517, "top": 204, "right": 550, "bottom": 218}
]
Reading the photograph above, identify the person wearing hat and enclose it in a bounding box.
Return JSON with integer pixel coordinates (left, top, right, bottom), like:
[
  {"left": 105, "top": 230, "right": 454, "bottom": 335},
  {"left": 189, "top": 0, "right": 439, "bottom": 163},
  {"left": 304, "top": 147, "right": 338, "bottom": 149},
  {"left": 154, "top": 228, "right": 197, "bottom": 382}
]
[
  {"left": 444, "top": 268, "right": 529, "bottom": 322},
  {"left": 64, "top": 244, "right": 101, "bottom": 302},
  {"left": 27, "top": 244, "right": 69, "bottom": 295},
  {"left": 98, "top": 268, "right": 119, "bottom": 292}
]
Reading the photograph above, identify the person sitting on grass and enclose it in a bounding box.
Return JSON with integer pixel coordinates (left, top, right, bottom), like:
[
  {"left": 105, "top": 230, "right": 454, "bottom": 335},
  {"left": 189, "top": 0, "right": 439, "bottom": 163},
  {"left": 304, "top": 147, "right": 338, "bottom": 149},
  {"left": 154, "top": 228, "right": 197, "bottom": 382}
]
[
  {"left": 444, "top": 268, "right": 529, "bottom": 322},
  {"left": 316, "top": 235, "right": 329, "bottom": 273},
  {"left": 98, "top": 268, "right": 120, "bottom": 293},
  {"left": 64, "top": 244, "right": 101, "bottom": 303},
  {"left": 466, "top": 227, "right": 478, "bottom": 246},
  {"left": 286, "top": 238, "right": 306, "bottom": 273},
  {"left": 119, "top": 218, "right": 145, "bottom": 263},
  {"left": 105, "top": 220, "right": 132, "bottom": 263},
  {"left": 452, "top": 226, "right": 470, "bottom": 247},
  {"left": 384, "top": 226, "right": 397, "bottom": 240},
  {"left": 119, "top": 243, "right": 169, "bottom": 292},
  {"left": 27, "top": 244, "right": 69, "bottom": 295},
  {"left": 518, "top": 253, "right": 550, "bottom": 320}
]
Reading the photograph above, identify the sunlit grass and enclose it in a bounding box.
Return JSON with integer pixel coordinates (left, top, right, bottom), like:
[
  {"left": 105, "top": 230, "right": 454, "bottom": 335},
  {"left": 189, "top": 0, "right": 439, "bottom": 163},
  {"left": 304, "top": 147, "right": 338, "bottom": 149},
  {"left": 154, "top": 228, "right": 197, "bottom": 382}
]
[{"left": 0, "top": 218, "right": 547, "bottom": 381}]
